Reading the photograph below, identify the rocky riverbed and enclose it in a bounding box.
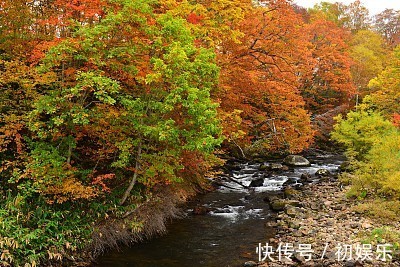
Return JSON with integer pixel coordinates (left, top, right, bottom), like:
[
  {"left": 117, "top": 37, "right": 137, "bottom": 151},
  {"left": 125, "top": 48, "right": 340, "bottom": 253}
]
[
  {"left": 257, "top": 180, "right": 400, "bottom": 267},
  {"left": 97, "top": 152, "right": 400, "bottom": 267}
]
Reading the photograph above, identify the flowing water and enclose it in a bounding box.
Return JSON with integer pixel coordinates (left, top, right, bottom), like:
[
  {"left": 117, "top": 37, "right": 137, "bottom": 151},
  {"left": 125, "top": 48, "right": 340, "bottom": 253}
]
[{"left": 95, "top": 153, "right": 344, "bottom": 267}]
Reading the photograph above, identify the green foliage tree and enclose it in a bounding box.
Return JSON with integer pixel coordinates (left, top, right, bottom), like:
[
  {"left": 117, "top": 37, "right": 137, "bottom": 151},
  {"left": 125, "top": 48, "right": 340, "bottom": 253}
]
[
  {"left": 332, "top": 105, "right": 395, "bottom": 161},
  {"left": 0, "top": 0, "right": 222, "bottom": 265},
  {"left": 332, "top": 104, "right": 400, "bottom": 199},
  {"left": 308, "top": 1, "right": 344, "bottom": 25},
  {"left": 30, "top": 0, "right": 222, "bottom": 204}
]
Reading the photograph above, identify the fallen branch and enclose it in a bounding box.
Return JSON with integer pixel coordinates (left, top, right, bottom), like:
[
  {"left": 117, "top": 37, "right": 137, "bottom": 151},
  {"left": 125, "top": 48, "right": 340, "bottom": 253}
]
[{"left": 226, "top": 176, "right": 249, "bottom": 189}]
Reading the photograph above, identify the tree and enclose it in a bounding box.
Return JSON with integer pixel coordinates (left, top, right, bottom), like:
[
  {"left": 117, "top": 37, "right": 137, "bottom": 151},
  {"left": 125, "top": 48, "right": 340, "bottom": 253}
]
[
  {"left": 161, "top": 0, "right": 252, "bottom": 48},
  {"left": 308, "top": 1, "right": 344, "bottom": 25},
  {"left": 367, "top": 46, "right": 400, "bottom": 117},
  {"left": 349, "top": 30, "right": 388, "bottom": 95},
  {"left": 0, "top": 0, "right": 34, "bottom": 57},
  {"left": 301, "top": 17, "right": 356, "bottom": 113},
  {"left": 25, "top": 0, "right": 223, "bottom": 205},
  {"left": 332, "top": 105, "right": 400, "bottom": 198},
  {"left": 340, "top": 0, "right": 371, "bottom": 33},
  {"left": 218, "top": 0, "right": 314, "bottom": 154},
  {"left": 374, "top": 9, "right": 400, "bottom": 47},
  {"left": 307, "top": 0, "right": 370, "bottom": 32}
]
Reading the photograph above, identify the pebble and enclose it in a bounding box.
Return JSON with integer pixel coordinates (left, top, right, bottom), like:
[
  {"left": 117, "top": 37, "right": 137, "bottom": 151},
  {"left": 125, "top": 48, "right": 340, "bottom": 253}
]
[{"left": 264, "top": 180, "right": 400, "bottom": 267}]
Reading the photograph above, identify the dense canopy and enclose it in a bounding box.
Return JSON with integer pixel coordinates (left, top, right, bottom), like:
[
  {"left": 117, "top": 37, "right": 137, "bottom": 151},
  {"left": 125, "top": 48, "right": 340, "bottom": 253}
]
[{"left": 0, "top": 0, "right": 399, "bottom": 266}]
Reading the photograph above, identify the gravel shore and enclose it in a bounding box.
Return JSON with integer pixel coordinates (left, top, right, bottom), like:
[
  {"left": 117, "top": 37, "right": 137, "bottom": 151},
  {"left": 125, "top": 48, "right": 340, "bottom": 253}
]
[{"left": 257, "top": 180, "right": 400, "bottom": 267}]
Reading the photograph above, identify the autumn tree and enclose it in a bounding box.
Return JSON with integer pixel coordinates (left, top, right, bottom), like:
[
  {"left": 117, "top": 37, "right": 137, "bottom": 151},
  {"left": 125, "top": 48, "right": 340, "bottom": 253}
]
[
  {"left": 340, "top": 0, "right": 371, "bottom": 32},
  {"left": 367, "top": 45, "right": 400, "bottom": 117},
  {"left": 23, "top": 0, "right": 222, "bottom": 205},
  {"left": 160, "top": 0, "right": 252, "bottom": 48},
  {"left": 301, "top": 16, "right": 356, "bottom": 113},
  {"left": 218, "top": 0, "right": 314, "bottom": 154},
  {"left": 307, "top": 0, "right": 370, "bottom": 32},
  {"left": 307, "top": 1, "right": 344, "bottom": 25},
  {"left": 349, "top": 30, "right": 388, "bottom": 95},
  {"left": 0, "top": 0, "right": 35, "bottom": 57},
  {"left": 374, "top": 9, "right": 400, "bottom": 47}
]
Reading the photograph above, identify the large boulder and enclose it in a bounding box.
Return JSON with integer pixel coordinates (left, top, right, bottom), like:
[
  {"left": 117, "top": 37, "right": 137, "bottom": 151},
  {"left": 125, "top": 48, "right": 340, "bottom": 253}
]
[{"left": 283, "top": 155, "right": 311, "bottom": 167}]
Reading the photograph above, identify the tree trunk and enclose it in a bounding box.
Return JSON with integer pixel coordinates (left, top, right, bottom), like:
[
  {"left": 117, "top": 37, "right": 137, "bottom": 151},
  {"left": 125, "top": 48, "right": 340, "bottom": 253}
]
[
  {"left": 67, "top": 141, "right": 72, "bottom": 165},
  {"left": 119, "top": 143, "right": 142, "bottom": 206}
]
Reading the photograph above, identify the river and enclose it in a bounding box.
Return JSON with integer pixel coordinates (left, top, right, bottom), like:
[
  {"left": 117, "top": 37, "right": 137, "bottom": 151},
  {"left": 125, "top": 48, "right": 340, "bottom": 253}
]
[{"left": 95, "top": 153, "right": 344, "bottom": 267}]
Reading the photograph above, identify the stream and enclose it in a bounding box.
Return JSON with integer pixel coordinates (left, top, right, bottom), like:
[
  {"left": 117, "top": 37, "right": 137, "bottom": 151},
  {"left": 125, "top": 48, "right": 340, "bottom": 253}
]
[{"left": 96, "top": 153, "right": 345, "bottom": 267}]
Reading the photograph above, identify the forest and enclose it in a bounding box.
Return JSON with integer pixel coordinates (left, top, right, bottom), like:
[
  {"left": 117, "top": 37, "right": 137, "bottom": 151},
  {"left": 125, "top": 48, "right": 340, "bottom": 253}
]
[{"left": 0, "top": 0, "right": 399, "bottom": 266}]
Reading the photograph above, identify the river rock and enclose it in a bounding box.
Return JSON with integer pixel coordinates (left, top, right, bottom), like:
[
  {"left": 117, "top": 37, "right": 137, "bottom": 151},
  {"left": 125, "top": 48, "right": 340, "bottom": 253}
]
[
  {"left": 259, "top": 163, "right": 269, "bottom": 171},
  {"left": 293, "top": 253, "right": 306, "bottom": 263},
  {"left": 192, "top": 206, "right": 210, "bottom": 215},
  {"left": 344, "top": 260, "right": 357, "bottom": 267},
  {"left": 264, "top": 195, "right": 278, "bottom": 203},
  {"left": 286, "top": 200, "right": 302, "bottom": 207},
  {"left": 286, "top": 206, "right": 301, "bottom": 218},
  {"left": 243, "top": 261, "right": 258, "bottom": 267},
  {"left": 269, "top": 163, "right": 286, "bottom": 171},
  {"left": 250, "top": 157, "right": 264, "bottom": 163},
  {"left": 284, "top": 187, "right": 301, "bottom": 198},
  {"left": 270, "top": 200, "right": 286, "bottom": 211},
  {"left": 315, "top": 169, "right": 331, "bottom": 177},
  {"left": 241, "top": 169, "right": 257, "bottom": 175},
  {"left": 225, "top": 162, "right": 242, "bottom": 171},
  {"left": 283, "top": 155, "right": 311, "bottom": 167},
  {"left": 282, "top": 177, "right": 298, "bottom": 187},
  {"left": 300, "top": 172, "right": 312, "bottom": 182},
  {"left": 249, "top": 178, "right": 264, "bottom": 187},
  {"left": 362, "top": 222, "right": 372, "bottom": 229}
]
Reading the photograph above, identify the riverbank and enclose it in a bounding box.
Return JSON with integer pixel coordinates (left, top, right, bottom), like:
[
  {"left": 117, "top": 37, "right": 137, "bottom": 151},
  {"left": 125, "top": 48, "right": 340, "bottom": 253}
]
[
  {"left": 88, "top": 182, "right": 211, "bottom": 264},
  {"left": 95, "top": 152, "right": 346, "bottom": 266},
  {"left": 261, "top": 180, "right": 400, "bottom": 267}
]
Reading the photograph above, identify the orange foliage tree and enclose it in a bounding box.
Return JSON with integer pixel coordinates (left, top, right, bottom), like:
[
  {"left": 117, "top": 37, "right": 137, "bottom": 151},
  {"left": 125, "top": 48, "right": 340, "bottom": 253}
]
[
  {"left": 218, "top": 0, "right": 314, "bottom": 154},
  {"left": 301, "top": 17, "right": 356, "bottom": 113}
]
